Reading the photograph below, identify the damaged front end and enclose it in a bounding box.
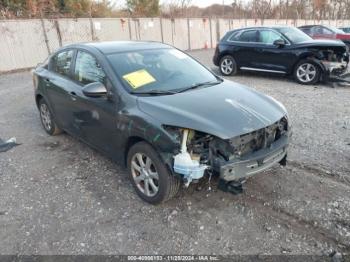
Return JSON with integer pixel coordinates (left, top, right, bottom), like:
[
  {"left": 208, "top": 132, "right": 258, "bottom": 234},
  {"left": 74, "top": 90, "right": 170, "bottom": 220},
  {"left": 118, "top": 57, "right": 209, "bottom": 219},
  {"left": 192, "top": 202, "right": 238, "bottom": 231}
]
[
  {"left": 166, "top": 116, "right": 290, "bottom": 190},
  {"left": 317, "top": 48, "right": 350, "bottom": 84}
]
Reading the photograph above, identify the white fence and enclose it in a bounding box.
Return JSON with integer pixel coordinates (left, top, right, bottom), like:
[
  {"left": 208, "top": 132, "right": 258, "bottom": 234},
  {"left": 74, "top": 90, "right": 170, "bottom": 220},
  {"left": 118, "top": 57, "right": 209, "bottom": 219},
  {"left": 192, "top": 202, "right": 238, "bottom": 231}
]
[{"left": 1, "top": 17, "right": 350, "bottom": 72}]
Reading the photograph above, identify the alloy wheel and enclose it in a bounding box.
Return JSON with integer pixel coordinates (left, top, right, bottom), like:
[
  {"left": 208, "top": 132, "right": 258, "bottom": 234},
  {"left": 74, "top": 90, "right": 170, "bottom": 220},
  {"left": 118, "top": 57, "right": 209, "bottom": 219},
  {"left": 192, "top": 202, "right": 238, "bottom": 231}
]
[
  {"left": 40, "top": 103, "right": 52, "bottom": 131},
  {"left": 296, "top": 63, "right": 317, "bottom": 83},
  {"left": 221, "top": 58, "right": 234, "bottom": 75},
  {"left": 131, "top": 153, "right": 159, "bottom": 197}
]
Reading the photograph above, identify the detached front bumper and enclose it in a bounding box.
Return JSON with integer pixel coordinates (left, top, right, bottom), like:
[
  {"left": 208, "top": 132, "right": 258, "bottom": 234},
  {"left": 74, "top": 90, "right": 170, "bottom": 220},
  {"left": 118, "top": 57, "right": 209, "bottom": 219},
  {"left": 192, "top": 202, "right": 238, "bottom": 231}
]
[
  {"left": 322, "top": 60, "right": 348, "bottom": 73},
  {"left": 324, "top": 62, "right": 350, "bottom": 84},
  {"left": 321, "top": 59, "right": 350, "bottom": 84},
  {"left": 220, "top": 135, "right": 288, "bottom": 181}
]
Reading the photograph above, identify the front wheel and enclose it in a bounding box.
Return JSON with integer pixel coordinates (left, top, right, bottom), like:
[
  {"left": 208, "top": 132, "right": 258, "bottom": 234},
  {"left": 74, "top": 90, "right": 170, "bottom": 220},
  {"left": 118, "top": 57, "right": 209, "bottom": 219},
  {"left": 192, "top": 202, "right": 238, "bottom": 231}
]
[
  {"left": 294, "top": 60, "right": 321, "bottom": 85},
  {"left": 219, "top": 55, "right": 237, "bottom": 76},
  {"left": 127, "top": 142, "right": 180, "bottom": 204}
]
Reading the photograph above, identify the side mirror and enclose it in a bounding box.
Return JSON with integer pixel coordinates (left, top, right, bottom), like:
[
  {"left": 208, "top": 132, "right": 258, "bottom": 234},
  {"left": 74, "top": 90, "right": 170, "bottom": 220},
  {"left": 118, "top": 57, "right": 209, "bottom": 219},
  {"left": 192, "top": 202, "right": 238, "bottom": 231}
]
[
  {"left": 273, "top": 39, "right": 286, "bottom": 47},
  {"left": 82, "top": 82, "right": 107, "bottom": 98}
]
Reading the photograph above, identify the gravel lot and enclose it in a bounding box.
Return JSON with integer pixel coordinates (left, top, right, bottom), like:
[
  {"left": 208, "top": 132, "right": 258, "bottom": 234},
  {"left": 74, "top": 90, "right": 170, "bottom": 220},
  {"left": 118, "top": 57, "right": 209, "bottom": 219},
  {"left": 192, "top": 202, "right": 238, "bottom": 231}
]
[{"left": 0, "top": 49, "right": 349, "bottom": 256}]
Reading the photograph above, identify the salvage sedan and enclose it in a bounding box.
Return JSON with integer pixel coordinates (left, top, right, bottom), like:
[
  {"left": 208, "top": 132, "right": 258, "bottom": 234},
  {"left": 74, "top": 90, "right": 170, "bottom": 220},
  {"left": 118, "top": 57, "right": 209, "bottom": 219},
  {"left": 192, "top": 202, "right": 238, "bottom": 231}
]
[
  {"left": 214, "top": 26, "right": 349, "bottom": 84},
  {"left": 33, "top": 41, "right": 290, "bottom": 204}
]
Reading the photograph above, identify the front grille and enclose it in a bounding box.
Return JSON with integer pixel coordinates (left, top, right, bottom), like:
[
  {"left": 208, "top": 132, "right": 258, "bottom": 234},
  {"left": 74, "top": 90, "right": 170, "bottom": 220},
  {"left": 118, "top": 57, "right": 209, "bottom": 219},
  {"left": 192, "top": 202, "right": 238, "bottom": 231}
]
[{"left": 229, "top": 117, "right": 288, "bottom": 157}]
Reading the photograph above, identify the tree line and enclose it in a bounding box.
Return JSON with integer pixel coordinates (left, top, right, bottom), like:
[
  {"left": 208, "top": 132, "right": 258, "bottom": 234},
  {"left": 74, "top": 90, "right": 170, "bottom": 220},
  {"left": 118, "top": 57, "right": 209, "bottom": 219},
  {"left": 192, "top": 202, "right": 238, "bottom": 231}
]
[{"left": 1, "top": 0, "right": 350, "bottom": 20}]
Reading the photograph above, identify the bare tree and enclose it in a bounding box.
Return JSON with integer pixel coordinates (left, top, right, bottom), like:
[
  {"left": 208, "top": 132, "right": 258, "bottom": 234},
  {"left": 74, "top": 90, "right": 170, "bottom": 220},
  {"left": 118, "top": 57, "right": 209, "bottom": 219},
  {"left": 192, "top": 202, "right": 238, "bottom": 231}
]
[{"left": 253, "top": 0, "right": 273, "bottom": 24}]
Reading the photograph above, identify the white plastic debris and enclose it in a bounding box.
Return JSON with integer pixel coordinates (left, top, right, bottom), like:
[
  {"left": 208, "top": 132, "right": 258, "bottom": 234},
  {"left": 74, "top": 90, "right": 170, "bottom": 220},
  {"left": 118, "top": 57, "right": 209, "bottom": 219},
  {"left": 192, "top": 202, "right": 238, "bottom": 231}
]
[
  {"left": 0, "top": 137, "right": 20, "bottom": 153},
  {"left": 173, "top": 129, "right": 207, "bottom": 186}
]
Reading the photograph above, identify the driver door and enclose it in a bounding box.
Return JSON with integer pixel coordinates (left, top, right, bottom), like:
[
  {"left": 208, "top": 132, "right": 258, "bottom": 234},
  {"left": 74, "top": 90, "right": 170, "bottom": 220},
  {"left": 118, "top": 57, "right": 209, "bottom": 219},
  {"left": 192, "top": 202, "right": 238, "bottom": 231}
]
[{"left": 252, "top": 29, "right": 293, "bottom": 73}]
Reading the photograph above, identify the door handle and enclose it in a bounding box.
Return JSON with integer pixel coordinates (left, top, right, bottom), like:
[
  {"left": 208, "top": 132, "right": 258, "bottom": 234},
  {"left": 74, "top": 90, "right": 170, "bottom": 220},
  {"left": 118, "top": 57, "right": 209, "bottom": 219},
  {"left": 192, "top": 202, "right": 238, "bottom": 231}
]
[{"left": 44, "top": 78, "right": 51, "bottom": 83}]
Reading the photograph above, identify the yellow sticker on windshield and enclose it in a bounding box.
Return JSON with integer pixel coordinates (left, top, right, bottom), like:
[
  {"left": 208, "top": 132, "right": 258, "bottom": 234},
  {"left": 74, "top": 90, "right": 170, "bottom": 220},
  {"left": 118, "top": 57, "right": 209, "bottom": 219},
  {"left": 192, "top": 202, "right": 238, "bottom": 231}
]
[{"left": 122, "top": 69, "right": 156, "bottom": 89}]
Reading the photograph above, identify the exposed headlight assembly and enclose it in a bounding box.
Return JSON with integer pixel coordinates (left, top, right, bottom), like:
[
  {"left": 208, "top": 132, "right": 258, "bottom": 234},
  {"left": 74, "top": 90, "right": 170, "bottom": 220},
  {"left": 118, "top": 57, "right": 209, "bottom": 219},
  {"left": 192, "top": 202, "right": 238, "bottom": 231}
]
[{"left": 162, "top": 126, "right": 209, "bottom": 186}]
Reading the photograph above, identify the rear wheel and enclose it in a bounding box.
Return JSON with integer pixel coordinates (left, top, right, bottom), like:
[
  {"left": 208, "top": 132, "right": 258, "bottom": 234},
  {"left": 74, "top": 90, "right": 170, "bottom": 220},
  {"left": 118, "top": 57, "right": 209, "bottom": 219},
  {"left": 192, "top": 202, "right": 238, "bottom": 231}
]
[
  {"left": 38, "top": 99, "right": 62, "bottom": 135},
  {"left": 219, "top": 55, "right": 237, "bottom": 76},
  {"left": 294, "top": 60, "right": 321, "bottom": 85},
  {"left": 127, "top": 142, "right": 180, "bottom": 204}
]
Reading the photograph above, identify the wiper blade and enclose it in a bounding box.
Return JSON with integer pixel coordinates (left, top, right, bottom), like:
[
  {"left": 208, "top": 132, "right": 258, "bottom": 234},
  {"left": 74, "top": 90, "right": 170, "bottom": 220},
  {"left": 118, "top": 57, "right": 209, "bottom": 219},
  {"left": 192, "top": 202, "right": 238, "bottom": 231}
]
[
  {"left": 130, "top": 89, "right": 177, "bottom": 95},
  {"left": 176, "top": 80, "right": 222, "bottom": 93}
]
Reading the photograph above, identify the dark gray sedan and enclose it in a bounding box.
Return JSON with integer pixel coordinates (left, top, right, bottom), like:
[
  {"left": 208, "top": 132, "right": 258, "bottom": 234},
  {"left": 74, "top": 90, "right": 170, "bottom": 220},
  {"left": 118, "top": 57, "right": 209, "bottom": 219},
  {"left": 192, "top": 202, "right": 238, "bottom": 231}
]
[{"left": 33, "top": 41, "right": 291, "bottom": 204}]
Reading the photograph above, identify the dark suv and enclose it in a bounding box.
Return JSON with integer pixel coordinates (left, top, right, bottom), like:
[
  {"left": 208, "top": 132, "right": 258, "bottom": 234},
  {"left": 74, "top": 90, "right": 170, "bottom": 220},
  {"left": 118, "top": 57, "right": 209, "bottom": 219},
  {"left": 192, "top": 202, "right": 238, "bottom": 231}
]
[{"left": 213, "top": 26, "right": 349, "bottom": 84}]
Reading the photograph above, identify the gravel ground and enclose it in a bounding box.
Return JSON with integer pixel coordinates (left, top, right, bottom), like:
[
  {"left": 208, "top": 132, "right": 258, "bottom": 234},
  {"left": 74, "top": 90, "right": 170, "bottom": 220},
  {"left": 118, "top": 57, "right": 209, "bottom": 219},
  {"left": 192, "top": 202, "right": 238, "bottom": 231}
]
[{"left": 0, "top": 49, "right": 349, "bottom": 256}]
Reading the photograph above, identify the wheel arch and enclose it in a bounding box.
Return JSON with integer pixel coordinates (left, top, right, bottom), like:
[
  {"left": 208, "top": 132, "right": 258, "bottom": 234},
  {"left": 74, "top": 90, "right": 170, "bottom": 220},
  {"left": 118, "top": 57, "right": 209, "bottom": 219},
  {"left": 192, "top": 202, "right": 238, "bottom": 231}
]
[
  {"left": 123, "top": 135, "right": 177, "bottom": 177},
  {"left": 218, "top": 52, "right": 237, "bottom": 64},
  {"left": 35, "top": 94, "right": 44, "bottom": 108},
  {"left": 292, "top": 54, "right": 326, "bottom": 75},
  {"left": 35, "top": 93, "right": 63, "bottom": 131},
  {"left": 124, "top": 136, "right": 146, "bottom": 167}
]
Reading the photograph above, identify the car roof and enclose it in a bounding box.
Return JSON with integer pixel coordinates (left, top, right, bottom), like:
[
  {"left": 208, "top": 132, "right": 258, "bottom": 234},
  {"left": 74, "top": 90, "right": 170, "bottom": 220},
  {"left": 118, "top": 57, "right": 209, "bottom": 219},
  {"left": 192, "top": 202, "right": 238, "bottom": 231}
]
[
  {"left": 299, "top": 25, "right": 331, "bottom": 28},
  {"left": 229, "top": 25, "right": 296, "bottom": 31},
  {"left": 233, "top": 26, "right": 283, "bottom": 30},
  {"left": 67, "top": 41, "right": 172, "bottom": 55},
  {"left": 225, "top": 26, "right": 293, "bottom": 35},
  {"left": 298, "top": 25, "right": 315, "bottom": 28}
]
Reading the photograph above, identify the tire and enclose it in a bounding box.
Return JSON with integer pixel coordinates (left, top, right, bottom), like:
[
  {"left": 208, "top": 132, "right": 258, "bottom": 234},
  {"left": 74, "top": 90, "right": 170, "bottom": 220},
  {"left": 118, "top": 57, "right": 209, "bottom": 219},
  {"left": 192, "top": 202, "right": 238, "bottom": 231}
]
[
  {"left": 127, "top": 141, "right": 180, "bottom": 204},
  {"left": 294, "top": 59, "right": 321, "bottom": 85},
  {"left": 38, "top": 98, "right": 62, "bottom": 136},
  {"left": 219, "top": 55, "right": 237, "bottom": 76}
]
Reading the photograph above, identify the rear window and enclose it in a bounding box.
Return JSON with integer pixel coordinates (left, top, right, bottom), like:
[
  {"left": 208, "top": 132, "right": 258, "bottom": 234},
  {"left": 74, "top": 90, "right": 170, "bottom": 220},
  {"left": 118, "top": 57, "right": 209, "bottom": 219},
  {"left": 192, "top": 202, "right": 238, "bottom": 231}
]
[
  {"left": 50, "top": 50, "right": 74, "bottom": 77},
  {"left": 227, "top": 31, "right": 241, "bottom": 41}
]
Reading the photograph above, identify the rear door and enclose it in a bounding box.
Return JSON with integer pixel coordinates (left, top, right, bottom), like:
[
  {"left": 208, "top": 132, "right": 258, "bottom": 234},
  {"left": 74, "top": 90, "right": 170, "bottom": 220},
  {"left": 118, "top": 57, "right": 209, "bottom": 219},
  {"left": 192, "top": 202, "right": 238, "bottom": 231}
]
[
  {"left": 227, "top": 29, "right": 260, "bottom": 68},
  {"left": 45, "top": 49, "right": 77, "bottom": 131}
]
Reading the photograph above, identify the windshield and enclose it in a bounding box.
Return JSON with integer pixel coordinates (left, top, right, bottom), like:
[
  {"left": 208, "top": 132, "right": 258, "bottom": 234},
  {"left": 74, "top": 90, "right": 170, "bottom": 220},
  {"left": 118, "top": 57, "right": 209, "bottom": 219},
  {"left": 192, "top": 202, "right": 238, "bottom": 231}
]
[
  {"left": 107, "top": 48, "right": 218, "bottom": 93},
  {"left": 276, "top": 27, "right": 312, "bottom": 43}
]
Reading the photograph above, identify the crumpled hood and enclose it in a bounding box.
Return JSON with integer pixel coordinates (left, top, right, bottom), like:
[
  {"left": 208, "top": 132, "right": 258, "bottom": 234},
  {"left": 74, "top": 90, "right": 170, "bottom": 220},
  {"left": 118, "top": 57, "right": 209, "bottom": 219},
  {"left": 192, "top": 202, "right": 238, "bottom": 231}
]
[{"left": 137, "top": 80, "right": 287, "bottom": 139}]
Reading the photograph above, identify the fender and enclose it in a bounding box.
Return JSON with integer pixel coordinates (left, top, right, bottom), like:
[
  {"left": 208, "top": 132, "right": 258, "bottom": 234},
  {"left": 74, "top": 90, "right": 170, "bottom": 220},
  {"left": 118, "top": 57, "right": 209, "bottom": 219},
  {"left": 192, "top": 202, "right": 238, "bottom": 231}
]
[{"left": 292, "top": 51, "right": 327, "bottom": 76}]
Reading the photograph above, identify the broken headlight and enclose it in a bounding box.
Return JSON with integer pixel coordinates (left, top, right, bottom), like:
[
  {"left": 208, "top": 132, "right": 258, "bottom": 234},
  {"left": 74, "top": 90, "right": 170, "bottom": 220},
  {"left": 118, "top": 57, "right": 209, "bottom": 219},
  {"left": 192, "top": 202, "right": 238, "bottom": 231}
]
[
  {"left": 162, "top": 125, "right": 213, "bottom": 163},
  {"left": 162, "top": 125, "right": 183, "bottom": 143}
]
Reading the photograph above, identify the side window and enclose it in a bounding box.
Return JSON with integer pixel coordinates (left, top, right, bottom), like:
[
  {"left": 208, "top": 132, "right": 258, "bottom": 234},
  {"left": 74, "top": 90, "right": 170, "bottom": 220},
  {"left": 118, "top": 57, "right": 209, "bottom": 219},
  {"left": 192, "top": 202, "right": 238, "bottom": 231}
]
[
  {"left": 51, "top": 50, "right": 74, "bottom": 77},
  {"left": 227, "top": 31, "right": 241, "bottom": 41},
  {"left": 258, "top": 30, "right": 282, "bottom": 44},
  {"left": 301, "top": 27, "right": 311, "bottom": 35},
  {"left": 322, "top": 27, "right": 333, "bottom": 35},
  {"left": 74, "top": 51, "right": 106, "bottom": 85},
  {"left": 239, "top": 30, "right": 258, "bottom": 42},
  {"left": 313, "top": 26, "right": 323, "bottom": 35}
]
